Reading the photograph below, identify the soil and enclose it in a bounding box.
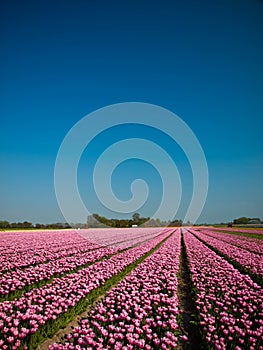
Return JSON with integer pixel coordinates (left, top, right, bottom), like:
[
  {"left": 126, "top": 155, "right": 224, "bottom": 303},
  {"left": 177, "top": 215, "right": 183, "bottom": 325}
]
[{"left": 177, "top": 231, "right": 205, "bottom": 350}]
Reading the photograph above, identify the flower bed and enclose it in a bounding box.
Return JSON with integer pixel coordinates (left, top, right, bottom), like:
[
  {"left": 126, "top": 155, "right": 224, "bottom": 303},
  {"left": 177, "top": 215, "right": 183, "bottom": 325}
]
[
  {"left": 184, "top": 230, "right": 263, "bottom": 350},
  {"left": 197, "top": 228, "right": 263, "bottom": 255},
  {"left": 0, "top": 229, "right": 172, "bottom": 349},
  {"left": 191, "top": 229, "right": 263, "bottom": 282},
  {"left": 49, "top": 232, "right": 181, "bottom": 350}
]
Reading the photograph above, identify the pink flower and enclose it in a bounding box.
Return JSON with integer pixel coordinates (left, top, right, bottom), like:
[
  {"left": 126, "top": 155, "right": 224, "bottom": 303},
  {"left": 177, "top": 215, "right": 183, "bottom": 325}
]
[
  {"left": 7, "top": 336, "right": 14, "bottom": 344},
  {"left": 181, "top": 335, "right": 188, "bottom": 341}
]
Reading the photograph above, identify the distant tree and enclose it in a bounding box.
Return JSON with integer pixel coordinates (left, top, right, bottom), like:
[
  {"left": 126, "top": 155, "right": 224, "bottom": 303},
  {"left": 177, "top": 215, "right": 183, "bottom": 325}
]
[
  {"left": 88, "top": 214, "right": 109, "bottom": 228},
  {"left": 87, "top": 213, "right": 150, "bottom": 228},
  {"left": 250, "top": 218, "right": 261, "bottom": 221},
  {"left": 23, "top": 221, "right": 33, "bottom": 228},
  {"left": 233, "top": 217, "right": 250, "bottom": 225},
  {"left": 143, "top": 218, "right": 159, "bottom": 227},
  {"left": 161, "top": 220, "right": 171, "bottom": 227},
  {"left": 155, "top": 218, "right": 161, "bottom": 226},
  {"left": 35, "top": 223, "right": 45, "bottom": 229},
  {"left": 132, "top": 213, "right": 140, "bottom": 223},
  {"left": 248, "top": 218, "right": 261, "bottom": 224},
  {"left": 0, "top": 221, "right": 10, "bottom": 228},
  {"left": 169, "top": 219, "right": 182, "bottom": 227}
]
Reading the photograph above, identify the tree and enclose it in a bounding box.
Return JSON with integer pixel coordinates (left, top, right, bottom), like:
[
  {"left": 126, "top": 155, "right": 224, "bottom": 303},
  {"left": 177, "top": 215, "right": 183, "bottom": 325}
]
[
  {"left": 233, "top": 217, "right": 250, "bottom": 225},
  {"left": 35, "top": 223, "right": 45, "bottom": 229},
  {"left": 169, "top": 219, "right": 182, "bottom": 227},
  {"left": 156, "top": 218, "right": 161, "bottom": 226},
  {"left": 0, "top": 221, "right": 10, "bottom": 228},
  {"left": 132, "top": 213, "right": 140, "bottom": 223}
]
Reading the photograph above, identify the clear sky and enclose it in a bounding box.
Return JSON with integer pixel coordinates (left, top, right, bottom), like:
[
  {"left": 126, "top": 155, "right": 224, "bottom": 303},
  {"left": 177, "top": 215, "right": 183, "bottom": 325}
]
[{"left": 1, "top": 0, "right": 263, "bottom": 224}]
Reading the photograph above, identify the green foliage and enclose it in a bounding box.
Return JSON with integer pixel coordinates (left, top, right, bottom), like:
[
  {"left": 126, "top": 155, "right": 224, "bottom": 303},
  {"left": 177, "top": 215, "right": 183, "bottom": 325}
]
[
  {"left": 132, "top": 212, "right": 140, "bottom": 223},
  {"left": 169, "top": 219, "right": 182, "bottom": 227},
  {"left": 233, "top": 216, "right": 262, "bottom": 224},
  {"left": 233, "top": 217, "right": 250, "bottom": 224},
  {"left": 0, "top": 220, "right": 72, "bottom": 230},
  {"left": 88, "top": 213, "right": 151, "bottom": 228},
  {"left": 0, "top": 221, "right": 34, "bottom": 229}
]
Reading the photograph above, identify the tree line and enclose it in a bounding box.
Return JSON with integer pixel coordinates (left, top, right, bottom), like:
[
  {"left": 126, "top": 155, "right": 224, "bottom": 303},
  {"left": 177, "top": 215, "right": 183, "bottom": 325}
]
[
  {"left": 232, "top": 217, "right": 262, "bottom": 224},
  {"left": 0, "top": 214, "right": 186, "bottom": 230},
  {"left": 87, "top": 213, "right": 183, "bottom": 228},
  {"left": 0, "top": 221, "right": 72, "bottom": 229}
]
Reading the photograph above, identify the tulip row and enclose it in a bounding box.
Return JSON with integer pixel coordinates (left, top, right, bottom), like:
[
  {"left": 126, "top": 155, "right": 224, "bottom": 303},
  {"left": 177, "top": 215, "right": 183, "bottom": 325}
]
[
  {"left": 0, "top": 228, "right": 163, "bottom": 273},
  {"left": 0, "top": 229, "right": 173, "bottom": 349},
  {"left": 0, "top": 231, "right": 97, "bottom": 272},
  {"left": 191, "top": 229, "right": 263, "bottom": 284},
  {"left": 0, "top": 245, "right": 116, "bottom": 300},
  {"left": 184, "top": 230, "right": 263, "bottom": 350},
  {"left": 197, "top": 228, "right": 263, "bottom": 255},
  {"left": 209, "top": 227, "right": 263, "bottom": 235},
  {"left": 0, "top": 230, "right": 81, "bottom": 252},
  {"left": 49, "top": 231, "right": 181, "bottom": 350},
  {"left": 80, "top": 227, "right": 165, "bottom": 248},
  {"left": 0, "top": 229, "right": 167, "bottom": 300}
]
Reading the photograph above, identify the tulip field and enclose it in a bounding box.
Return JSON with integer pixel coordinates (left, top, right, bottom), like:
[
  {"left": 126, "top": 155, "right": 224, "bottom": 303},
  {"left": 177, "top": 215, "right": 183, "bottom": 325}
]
[{"left": 0, "top": 227, "right": 262, "bottom": 349}]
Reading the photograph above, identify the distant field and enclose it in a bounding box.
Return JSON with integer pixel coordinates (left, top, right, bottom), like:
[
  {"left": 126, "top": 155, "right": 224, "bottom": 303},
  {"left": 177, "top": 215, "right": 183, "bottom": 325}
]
[{"left": 211, "top": 225, "right": 263, "bottom": 231}]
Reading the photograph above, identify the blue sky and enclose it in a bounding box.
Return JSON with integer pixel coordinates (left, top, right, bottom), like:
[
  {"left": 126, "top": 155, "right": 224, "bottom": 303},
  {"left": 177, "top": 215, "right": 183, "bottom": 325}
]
[{"left": 1, "top": 0, "right": 263, "bottom": 224}]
